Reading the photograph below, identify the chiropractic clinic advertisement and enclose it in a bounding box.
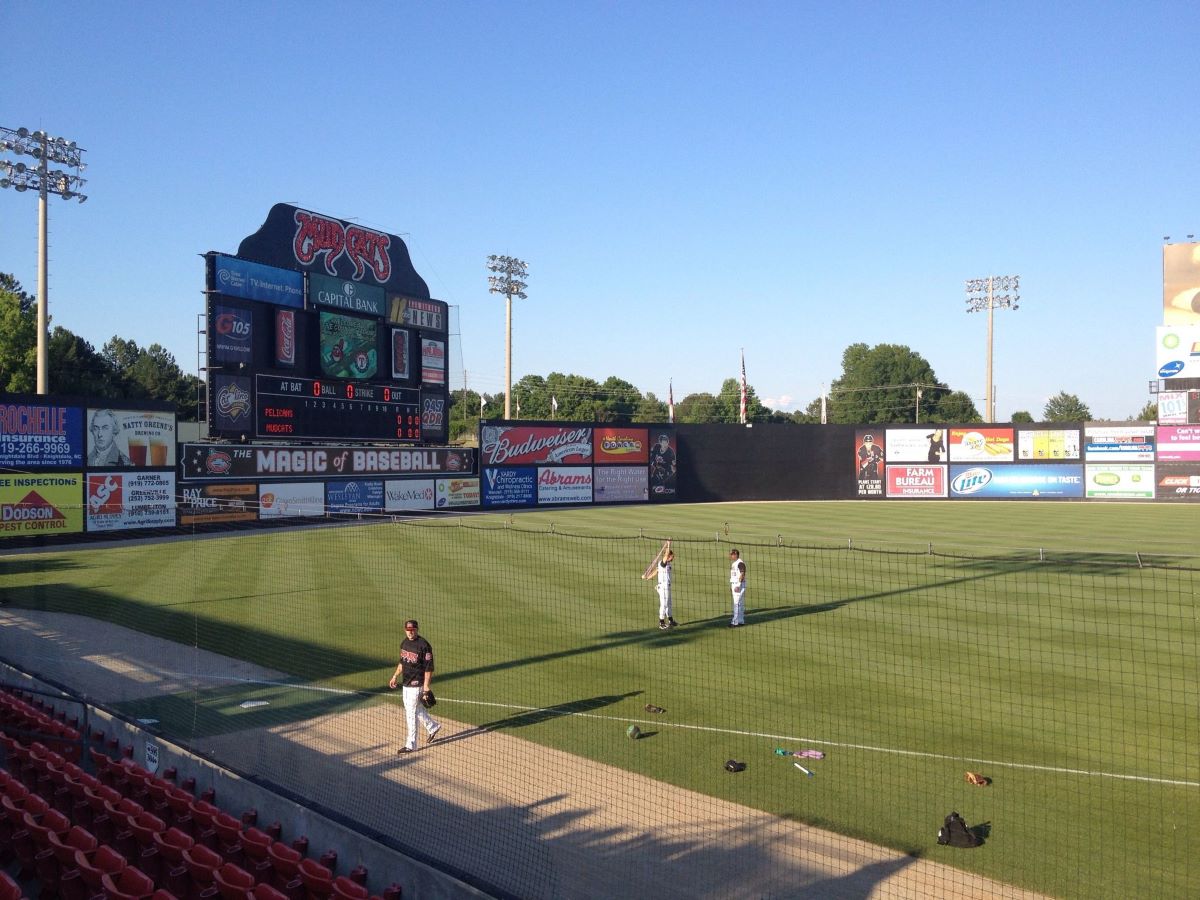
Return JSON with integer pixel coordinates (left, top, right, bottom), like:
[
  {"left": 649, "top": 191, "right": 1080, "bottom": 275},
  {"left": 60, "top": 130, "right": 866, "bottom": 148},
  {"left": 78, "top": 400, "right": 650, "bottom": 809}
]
[
  {"left": 0, "top": 473, "right": 83, "bottom": 536},
  {"left": 481, "top": 467, "right": 536, "bottom": 507},
  {"left": 0, "top": 402, "right": 84, "bottom": 469}
]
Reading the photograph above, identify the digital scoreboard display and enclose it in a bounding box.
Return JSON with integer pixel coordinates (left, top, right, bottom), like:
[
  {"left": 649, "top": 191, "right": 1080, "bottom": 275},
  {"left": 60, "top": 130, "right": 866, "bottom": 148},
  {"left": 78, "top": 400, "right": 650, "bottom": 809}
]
[{"left": 256, "top": 376, "right": 421, "bottom": 442}]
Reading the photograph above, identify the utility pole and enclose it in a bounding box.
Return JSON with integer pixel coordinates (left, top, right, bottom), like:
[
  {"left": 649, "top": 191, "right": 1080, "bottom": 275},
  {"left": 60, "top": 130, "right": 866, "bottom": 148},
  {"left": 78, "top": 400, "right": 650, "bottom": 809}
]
[
  {"left": 965, "top": 275, "right": 1020, "bottom": 422},
  {"left": 486, "top": 255, "right": 528, "bottom": 420}
]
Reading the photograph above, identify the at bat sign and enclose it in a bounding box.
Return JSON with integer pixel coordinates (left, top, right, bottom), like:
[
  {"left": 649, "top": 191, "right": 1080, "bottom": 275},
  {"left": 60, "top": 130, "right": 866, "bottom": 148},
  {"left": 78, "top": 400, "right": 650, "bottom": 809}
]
[{"left": 641, "top": 541, "right": 670, "bottom": 580}]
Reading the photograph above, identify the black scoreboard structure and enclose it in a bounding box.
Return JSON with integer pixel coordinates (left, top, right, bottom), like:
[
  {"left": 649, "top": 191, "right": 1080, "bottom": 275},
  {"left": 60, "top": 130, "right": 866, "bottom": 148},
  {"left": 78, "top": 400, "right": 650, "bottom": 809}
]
[{"left": 204, "top": 204, "right": 450, "bottom": 444}]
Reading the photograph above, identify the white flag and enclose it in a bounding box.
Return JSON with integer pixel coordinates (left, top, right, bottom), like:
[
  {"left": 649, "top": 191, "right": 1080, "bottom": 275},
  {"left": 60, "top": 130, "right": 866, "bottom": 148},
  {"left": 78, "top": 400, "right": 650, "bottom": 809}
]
[
  {"left": 551, "top": 395, "right": 558, "bottom": 412},
  {"left": 479, "top": 394, "right": 485, "bottom": 415}
]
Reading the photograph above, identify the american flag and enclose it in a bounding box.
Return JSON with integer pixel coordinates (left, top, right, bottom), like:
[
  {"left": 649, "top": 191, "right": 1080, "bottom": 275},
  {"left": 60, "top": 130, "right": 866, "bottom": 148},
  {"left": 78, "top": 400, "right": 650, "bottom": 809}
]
[
  {"left": 739, "top": 349, "right": 748, "bottom": 424},
  {"left": 668, "top": 380, "right": 674, "bottom": 424}
]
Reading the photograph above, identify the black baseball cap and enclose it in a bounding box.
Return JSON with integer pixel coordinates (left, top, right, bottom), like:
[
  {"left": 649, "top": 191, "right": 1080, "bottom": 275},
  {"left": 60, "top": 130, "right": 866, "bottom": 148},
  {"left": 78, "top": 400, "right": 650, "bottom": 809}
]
[{"left": 405, "top": 619, "right": 418, "bottom": 629}]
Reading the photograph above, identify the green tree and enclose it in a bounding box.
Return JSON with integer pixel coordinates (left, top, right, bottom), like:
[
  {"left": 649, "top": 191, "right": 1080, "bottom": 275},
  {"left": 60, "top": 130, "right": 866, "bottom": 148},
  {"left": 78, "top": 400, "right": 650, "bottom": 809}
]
[
  {"left": 0, "top": 274, "right": 36, "bottom": 393},
  {"left": 1130, "top": 400, "right": 1157, "bottom": 421},
  {"left": 1043, "top": 391, "right": 1092, "bottom": 422},
  {"left": 632, "top": 392, "right": 668, "bottom": 423},
  {"left": 511, "top": 374, "right": 550, "bottom": 419},
  {"left": 933, "top": 391, "right": 981, "bottom": 423},
  {"left": 48, "top": 328, "right": 126, "bottom": 398},
  {"left": 1010, "top": 410, "right": 1035, "bottom": 423},
  {"left": 714, "top": 377, "right": 769, "bottom": 423},
  {"left": 675, "top": 392, "right": 720, "bottom": 423},
  {"left": 827, "top": 343, "right": 947, "bottom": 424},
  {"left": 598, "top": 376, "right": 641, "bottom": 422}
]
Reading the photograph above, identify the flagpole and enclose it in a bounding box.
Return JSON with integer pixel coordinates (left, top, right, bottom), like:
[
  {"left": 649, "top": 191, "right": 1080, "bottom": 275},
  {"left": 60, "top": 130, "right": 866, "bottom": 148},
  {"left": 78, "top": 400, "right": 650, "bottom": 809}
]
[
  {"left": 739, "top": 349, "right": 748, "bottom": 425},
  {"left": 668, "top": 378, "right": 674, "bottom": 424}
]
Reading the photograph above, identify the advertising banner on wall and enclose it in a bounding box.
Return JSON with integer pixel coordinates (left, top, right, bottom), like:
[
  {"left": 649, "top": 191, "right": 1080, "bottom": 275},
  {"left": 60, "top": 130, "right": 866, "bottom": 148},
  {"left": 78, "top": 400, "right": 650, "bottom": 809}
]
[
  {"left": 537, "top": 467, "right": 593, "bottom": 504},
  {"left": 1157, "top": 391, "right": 1189, "bottom": 425},
  {"left": 212, "top": 305, "right": 253, "bottom": 364},
  {"left": 86, "top": 409, "right": 176, "bottom": 468},
  {"left": 0, "top": 473, "right": 83, "bottom": 536},
  {"left": 885, "top": 429, "right": 947, "bottom": 463},
  {"left": 1084, "top": 425, "right": 1155, "bottom": 461},
  {"left": 480, "top": 425, "right": 593, "bottom": 466},
  {"left": 949, "top": 464, "right": 1084, "bottom": 499},
  {"left": 481, "top": 467, "right": 536, "bottom": 507},
  {"left": 275, "top": 309, "right": 297, "bottom": 367},
  {"left": 385, "top": 479, "right": 436, "bottom": 511},
  {"left": 1155, "top": 325, "right": 1200, "bottom": 379},
  {"left": 178, "top": 483, "right": 258, "bottom": 526},
  {"left": 885, "top": 465, "right": 947, "bottom": 498},
  {"left": 259, "top": 482, "right": 324, "bottom": 518},
  {"left": 1017, "top": 429, "right": 1081, "bottom": 460},
  {"left": 421, "top": 339, "right": 445, "bottom": 385},
  {"left": 387, "top": 295, "right": 448, "bottom": 332},
  {"left": 326, "top": 480, "right": 384, "bottom": 514},
  {"left": 593, "top": 427, "right": 650, "bottom": 464},
  {"left": 436, "top": 477, "right": 480, "bottom": 508},
  {"left": 211, "top": 376, "right": 252, "bottom": 433},
  {"left": 1163, "top": 241, "right": 1200, "bottom": 326},
  {"left": 318, "top": 312, "right": 378, "bottom": 380},
  {"left": 0, "top": 402, "right": 83, "bottom": 469},
  {"left": 1155, "top": 425, "right": 1200, "bottom": 461},
  {"left": 594, "top": 466, "right": 648, "bottom": 502},
  {"left": 1154, "top": 464, "right": 1200, "bottom": 501},
  {"left": 948, "top": 428, "right": 1014, "bottom": 462},
  {"left": 1084, "top": 464, "right": 1154, "bottom": 499},
  {"left": 648, "top": 430, "right": 677, "bottom": 499},
  {"left": 309, "top": 272, "right": 386, "bottom": 317},
  {"left": 86, "top": 472, "right": 176, "bottom": 531},
  {"left": 391, "top": 329, "right": 411, "bottom": 380},
  {"left": 854, "top": 430, "right": 884, "bottom": 497},
  {"left": 181, "top": 443, "right": 473, "bottom": 481},
  {"left": 212, "top": 254, "right": 304, "bottom": 308}
]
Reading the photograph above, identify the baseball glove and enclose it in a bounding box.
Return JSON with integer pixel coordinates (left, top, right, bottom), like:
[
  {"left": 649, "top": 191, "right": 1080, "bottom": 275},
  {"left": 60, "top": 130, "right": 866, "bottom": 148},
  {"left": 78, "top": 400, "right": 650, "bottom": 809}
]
[{"left": 420, "top": 690, "right": 436, "bottom": 709}]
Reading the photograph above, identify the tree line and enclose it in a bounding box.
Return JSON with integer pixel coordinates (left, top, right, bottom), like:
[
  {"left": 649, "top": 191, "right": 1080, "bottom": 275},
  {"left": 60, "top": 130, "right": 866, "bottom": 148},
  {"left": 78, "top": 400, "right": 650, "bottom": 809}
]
[
  {"left": 3, "top": 274, "right": 1151, "bottom": 437},
  {"left": 0, "top": 275, "right": 203, "bottom": 419}
]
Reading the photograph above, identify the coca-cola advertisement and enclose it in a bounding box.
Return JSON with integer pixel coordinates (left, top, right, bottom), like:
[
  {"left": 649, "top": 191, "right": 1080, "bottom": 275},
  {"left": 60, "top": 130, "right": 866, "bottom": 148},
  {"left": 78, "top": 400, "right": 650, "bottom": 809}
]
[
  {"left": 275, "top": 309, "right": 296, "bottom": 367},
  {"left": 480, "top": 425, "right": 593, "bottom": 466}
]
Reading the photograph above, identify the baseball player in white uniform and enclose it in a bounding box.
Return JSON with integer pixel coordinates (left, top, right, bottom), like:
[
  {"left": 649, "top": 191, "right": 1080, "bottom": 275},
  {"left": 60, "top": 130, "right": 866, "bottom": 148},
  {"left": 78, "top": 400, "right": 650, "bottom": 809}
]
[
  {"left": 657, "top": 545, "right": 676, "bottom": 629},
  {"left": 729, "top": 549, "right": 746, "bottom": 627}
]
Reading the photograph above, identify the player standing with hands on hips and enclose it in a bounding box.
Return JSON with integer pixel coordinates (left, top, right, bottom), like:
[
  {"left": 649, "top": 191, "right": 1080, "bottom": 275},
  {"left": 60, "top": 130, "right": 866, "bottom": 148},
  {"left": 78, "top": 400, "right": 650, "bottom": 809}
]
[
  {"left": 728, "top": 549, "right": 747, "bottom": 627},
  {"left": 388, "top": 619, "right": 441, "bottom": 753},
  {"left": 657, "top": 543, "right": 677, "bottom": 630}
]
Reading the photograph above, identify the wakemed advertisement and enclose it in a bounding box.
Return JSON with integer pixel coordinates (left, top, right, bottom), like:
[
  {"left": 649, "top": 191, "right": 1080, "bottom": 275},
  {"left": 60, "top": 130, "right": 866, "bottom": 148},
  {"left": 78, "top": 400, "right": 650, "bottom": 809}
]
[
  {"left": 0, "top": 473, "right": 83, "bottom": 536},
  {"left": 385, "top": 479, "right": 436, "bottom": 511},
  {"left": 87, "top": 472, "right": 176, "bottom": 531}
]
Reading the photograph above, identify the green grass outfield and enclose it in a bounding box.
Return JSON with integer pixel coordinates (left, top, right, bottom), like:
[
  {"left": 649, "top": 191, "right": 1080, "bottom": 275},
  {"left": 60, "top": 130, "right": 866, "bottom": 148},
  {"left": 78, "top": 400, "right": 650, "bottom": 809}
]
[{"left": 2, "top": 500, "right": 1198, "bottom": 898}]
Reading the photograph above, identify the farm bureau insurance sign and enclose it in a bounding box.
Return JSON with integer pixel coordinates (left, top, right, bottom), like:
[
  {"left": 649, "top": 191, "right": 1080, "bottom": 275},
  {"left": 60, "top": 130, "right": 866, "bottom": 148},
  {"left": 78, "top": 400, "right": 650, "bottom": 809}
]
[{"left": 480, "top": 425, "right": 593, "bottom": 466}]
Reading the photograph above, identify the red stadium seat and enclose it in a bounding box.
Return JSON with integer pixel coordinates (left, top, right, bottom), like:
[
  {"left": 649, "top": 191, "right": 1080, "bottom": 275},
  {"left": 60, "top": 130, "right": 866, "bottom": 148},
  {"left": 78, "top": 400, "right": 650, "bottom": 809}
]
[
  {"left": 189, "top": 798, "right": 221, "bottom": 850},
  {"left": 0, "top": 871, "right": 24, "bottom": 900},
  {"left": 213, "top": 811, "right": 245, "bottom": 864},
  {"left": 331, "top": 875, "right": 369, "bottom": 899},
  {"left": 43, "top": 824, "right": 99, "bottom": 897},
  {"left": 165, "top": 788, "right": 195, "bottom": 835},
  {"left": 213, "top": 861, "right": 256, "bottom": 899},
  {"left": 151, "top": 827, "right": 195, "bottom": 898},
  {"left": 182, "top": 842, "right": 223, "bottom": 898},
  {"left": 102, "top": 863, "right": 156, "bottom": 899},
  {"left": 298, "top": 857, "right": 334, "bottom": 899},
  {"left": 20, "top": 806, "right": 70, "bottom": 877},
  {"left": 74, "top": 844, "right": 128, "bottom": 898},
  {"left": 241, "top": 826, "right": 274, "bottom": 884},
  {"left": 152, "top": 892, "right": 182, "bottom": 900},
  {"left": 266, "top": 840, "right": 302, "bottom": 892},
  {"left": 252, "top": 885, "right": 289, "bottom": 900}
]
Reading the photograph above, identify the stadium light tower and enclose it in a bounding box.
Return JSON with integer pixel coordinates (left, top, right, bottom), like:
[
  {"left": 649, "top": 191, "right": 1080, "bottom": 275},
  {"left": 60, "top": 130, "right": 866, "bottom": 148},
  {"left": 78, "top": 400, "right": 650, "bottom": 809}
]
[
  {"left": 486, "top": 254, "right": 528, "bottom": 419},
  {"left": 0, "top": 126, "right": 88, "bottom": 395},
  {"left": 965, "top": 275, "right": 1020, "bottom": 422}
]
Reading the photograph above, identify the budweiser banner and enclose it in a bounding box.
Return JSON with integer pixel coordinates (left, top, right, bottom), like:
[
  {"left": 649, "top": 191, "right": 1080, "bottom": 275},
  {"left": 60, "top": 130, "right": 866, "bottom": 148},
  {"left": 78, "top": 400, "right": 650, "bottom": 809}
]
[
  {"left": 480, "top": 425, "right": 593, "bottom": 466},
  {"left": 181, "top": 443, "right": 474, "bottom": 481}
]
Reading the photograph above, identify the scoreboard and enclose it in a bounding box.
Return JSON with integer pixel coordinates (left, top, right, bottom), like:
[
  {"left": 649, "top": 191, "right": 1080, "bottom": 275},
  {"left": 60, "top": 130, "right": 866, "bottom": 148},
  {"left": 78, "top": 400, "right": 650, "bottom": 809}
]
[
  {"left": 203, "top": 227, "right": 450, "bottom": 445},
  {"left": 256, "top": 376, "right": 421, "bottom": 442}
]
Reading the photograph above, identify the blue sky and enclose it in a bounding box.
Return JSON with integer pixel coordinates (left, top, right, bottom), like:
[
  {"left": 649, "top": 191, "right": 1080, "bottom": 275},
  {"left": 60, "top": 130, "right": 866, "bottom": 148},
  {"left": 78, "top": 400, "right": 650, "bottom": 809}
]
[{"left": 2, "top": 1, "right": 1197, "bottom": 420}]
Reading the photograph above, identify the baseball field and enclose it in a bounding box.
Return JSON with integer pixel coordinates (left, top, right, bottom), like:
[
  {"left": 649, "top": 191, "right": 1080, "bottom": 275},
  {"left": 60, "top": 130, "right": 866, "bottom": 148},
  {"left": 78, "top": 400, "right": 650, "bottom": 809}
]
[{"left": 1, "top": 500, "right": 1196, "bottom": 898}]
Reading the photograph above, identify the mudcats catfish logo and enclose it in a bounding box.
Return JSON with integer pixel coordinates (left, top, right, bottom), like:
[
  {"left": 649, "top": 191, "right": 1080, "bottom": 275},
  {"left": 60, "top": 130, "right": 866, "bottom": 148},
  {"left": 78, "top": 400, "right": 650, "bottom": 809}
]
[{"left": 293, "top": 210, "right": 392, "bottom": 283}]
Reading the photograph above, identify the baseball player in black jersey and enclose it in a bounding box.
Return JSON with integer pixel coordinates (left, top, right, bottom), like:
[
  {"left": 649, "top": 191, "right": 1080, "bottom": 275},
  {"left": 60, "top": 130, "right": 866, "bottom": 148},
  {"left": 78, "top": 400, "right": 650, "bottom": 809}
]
[{"left": 388, "top": 619, "right": 441, "bottom": 752}]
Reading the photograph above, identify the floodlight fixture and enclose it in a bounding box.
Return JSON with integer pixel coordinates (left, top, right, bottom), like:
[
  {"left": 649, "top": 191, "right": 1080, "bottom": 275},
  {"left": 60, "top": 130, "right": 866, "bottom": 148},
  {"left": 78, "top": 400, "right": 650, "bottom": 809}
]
[
  {"left": 965, "top": 274, "right": 1021, "bottom": 422},
  {"left": 0, "top": 124, "right": 89, "bottom": 394},
  {"left": 486, "top": 254, "right": 530, "bottom": 419}
]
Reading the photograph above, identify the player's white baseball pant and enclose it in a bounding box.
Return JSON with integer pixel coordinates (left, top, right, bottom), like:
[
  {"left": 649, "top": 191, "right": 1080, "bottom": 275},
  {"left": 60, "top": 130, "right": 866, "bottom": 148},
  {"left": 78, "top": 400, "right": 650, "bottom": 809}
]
[
  {"left": 730, "top": 585, "right": 745, "bottom": 625},
  {"left": 657, "top": 583, "right": 672, "bottom": 619},
  {"left": 402, "top": 685, "right": 439, "bottom": 750}
]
